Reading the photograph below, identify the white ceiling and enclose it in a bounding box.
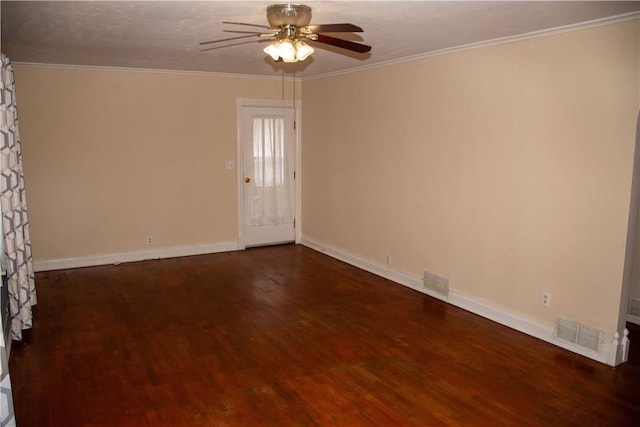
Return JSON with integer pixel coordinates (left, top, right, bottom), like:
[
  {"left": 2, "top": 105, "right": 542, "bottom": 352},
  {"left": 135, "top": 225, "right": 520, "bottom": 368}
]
[{"left": 2, "top": 1, "right": 638, "bottom": 79}]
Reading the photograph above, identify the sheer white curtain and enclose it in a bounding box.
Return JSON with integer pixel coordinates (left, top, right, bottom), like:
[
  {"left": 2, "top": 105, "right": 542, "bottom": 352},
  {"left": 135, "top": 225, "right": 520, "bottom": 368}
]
[{"left": 247, "top": 115, "right": 294, "bottom": 226}]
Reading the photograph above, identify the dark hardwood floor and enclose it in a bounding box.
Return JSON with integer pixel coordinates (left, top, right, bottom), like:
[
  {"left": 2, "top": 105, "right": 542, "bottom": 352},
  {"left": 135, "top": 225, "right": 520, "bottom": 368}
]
[{"left": 8, "top": 244, "right": 640, "bottom": 426}]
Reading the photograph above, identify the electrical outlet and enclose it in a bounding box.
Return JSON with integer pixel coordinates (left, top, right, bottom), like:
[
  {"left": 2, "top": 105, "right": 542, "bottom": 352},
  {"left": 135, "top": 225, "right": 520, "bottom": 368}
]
[
  {"left": 147, "top": 235, "right": 153, "bottom": 245},
  {"left": 386, "top": 255, "right": 391, "bottom": 266},
  {"left": 542, "top": 292, "right": 551, "bottom": 307}
]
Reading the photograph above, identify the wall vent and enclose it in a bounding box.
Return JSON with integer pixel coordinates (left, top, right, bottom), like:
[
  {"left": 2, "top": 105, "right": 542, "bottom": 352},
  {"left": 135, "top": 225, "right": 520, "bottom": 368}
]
[
  {"left": 423, "top": 271, "right": 449, "bottom": 297},
  {"left": 628, "top": 297, "right": 640, "bottom": 318},
  {"left": 555, "top": 318, "right": 602, "bottom": 352}
]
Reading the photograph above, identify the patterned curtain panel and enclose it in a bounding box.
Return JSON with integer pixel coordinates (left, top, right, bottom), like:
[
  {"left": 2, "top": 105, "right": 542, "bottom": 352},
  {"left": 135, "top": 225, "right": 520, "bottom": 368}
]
[
  {"left": 1, "top": 53, "right": 36, "bottom": 342},
  {"left": 1, "top": 325, "right": 16, "bottom": 427}
]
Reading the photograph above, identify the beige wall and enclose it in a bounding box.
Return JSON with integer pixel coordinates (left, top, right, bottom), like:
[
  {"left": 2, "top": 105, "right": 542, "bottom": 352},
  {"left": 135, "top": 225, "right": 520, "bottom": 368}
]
[
  {"left": 302, "top": 20, "right": 639, "bottom": 337},
  {"left": 630, "top": 113, "right": 640, "bottom": 302},
  {"left": 632, "top": 52, "right": 640, "bottom": 302},
  {"left": 14, "top": 66, "right": 293, "bottom": 261}
]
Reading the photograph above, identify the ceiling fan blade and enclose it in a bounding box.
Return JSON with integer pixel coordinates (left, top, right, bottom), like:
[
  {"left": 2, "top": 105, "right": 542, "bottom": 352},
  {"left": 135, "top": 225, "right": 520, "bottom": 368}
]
[
  {"left": 223, "top": 30, "right": 276, "bottom": 35},
  {"left": 223, "top": 21, "right": 273, "bottom": 29},
  {"left": 200, "top": 34, "right": 261, "bottom": 45},
  {"left": 200, "top": 38, "right": 274, "bottom": 52},
  {"left": 314, "top": 34, "right": 371, "bottom": 54},
  {"left": 304, "top": 23, "right": 363, "bottom": 33}
]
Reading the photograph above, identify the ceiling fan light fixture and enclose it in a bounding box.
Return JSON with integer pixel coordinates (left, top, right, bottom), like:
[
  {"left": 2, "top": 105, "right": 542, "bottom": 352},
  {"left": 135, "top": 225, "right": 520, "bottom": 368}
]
[
  {"left": 204, "top": 3, "right": 371, "bottom": 65},
  {"left": 263, "top": 37, "right": 314, "bottom": 62}
]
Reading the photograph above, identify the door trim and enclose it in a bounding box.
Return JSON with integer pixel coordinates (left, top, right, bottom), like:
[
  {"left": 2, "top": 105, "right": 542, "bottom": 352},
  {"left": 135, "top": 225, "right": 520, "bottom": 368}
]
[{"left": 236, "top": 97, "right": 301, "bottom": 250}]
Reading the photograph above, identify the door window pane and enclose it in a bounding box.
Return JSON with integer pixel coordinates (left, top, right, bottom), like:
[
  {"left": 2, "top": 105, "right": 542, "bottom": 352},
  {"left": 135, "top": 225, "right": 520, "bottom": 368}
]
[{"left": 253, "top": 116, "right": 285, "bottom": 188}]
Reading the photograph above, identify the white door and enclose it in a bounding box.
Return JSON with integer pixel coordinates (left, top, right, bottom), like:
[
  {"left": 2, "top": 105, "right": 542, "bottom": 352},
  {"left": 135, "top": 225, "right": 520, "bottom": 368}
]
[{"left": 240, "top": 105, "right": 296, "bottom": 247}]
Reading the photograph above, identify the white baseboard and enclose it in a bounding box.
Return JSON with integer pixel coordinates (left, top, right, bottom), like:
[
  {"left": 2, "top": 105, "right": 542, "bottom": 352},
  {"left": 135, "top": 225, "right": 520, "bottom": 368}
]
[
  {"left": 300, "top": 235, "right": 615, "bottom": 366},
  {"left": 33, "top": 240, "right": 239, "bottom": 272}
]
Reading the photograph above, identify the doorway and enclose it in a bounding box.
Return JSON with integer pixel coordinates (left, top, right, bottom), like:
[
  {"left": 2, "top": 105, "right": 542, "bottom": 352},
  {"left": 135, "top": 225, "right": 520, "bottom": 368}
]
[{"left": 236, "top": 98, "right": 300, "bottom": 248}]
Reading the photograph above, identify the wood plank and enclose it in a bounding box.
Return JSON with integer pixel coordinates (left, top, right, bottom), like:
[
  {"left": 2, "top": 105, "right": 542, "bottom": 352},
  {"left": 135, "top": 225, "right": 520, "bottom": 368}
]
[{"left": 9, "top": 244, "right": 640, "bottom": 426}]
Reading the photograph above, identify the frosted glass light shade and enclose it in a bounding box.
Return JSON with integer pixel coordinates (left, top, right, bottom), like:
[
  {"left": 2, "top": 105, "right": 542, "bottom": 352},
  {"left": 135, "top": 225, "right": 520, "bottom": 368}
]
[
  {"left": 295, "top": 41, "right": 314, "bottom": 61},
  {"left": 263, "top": 43, "right": 281, "bottom": 61},
  {"left": 279, "top": 39, "right": 296, "bottom": 62}
]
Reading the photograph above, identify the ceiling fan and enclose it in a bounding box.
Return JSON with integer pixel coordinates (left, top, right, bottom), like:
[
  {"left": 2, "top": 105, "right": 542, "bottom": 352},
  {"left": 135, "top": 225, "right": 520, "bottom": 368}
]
[{"left": 200, "top": 3, "right": 371, "bottom": 63}]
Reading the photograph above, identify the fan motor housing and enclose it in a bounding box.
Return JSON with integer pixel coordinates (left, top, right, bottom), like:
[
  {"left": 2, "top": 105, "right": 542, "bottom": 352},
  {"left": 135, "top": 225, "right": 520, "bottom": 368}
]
[{"left": 267, "top": 4, "right": 312, "bottom": 27}]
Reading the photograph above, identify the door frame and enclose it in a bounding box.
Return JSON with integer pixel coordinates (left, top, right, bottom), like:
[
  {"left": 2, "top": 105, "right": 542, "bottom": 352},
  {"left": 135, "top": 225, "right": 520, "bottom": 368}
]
[{"left": 236, "top": 97, "right": 302, "bottom": 250}]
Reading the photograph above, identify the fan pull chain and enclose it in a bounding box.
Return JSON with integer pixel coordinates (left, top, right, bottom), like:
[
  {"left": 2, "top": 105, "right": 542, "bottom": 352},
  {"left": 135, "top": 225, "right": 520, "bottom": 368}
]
[{"left": 282, "top": 67, "right": 285, "bottom": 101}]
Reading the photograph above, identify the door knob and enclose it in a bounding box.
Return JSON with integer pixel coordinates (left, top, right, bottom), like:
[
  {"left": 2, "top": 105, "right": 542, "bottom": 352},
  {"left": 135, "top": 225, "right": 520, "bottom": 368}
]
[{"left": 245, "top": 177, "right": 251, "bottom": 183}]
